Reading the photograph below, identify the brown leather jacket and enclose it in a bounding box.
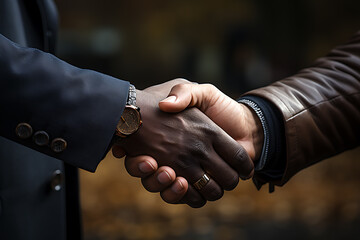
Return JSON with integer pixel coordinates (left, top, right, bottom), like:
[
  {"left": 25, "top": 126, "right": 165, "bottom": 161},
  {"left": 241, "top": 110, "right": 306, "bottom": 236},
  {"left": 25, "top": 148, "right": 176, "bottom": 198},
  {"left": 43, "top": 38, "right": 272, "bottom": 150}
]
[{"left": 248, "top": 31, "right": 360, "bottom": 186}]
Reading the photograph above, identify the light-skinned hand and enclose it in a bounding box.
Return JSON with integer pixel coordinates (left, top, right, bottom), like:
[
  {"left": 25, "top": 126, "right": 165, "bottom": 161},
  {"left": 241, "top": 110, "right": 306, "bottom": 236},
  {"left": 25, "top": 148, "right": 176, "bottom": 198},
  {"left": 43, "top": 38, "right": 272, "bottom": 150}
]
[{"left": 112, "top": 80, "right": 254, "bottom": 207}]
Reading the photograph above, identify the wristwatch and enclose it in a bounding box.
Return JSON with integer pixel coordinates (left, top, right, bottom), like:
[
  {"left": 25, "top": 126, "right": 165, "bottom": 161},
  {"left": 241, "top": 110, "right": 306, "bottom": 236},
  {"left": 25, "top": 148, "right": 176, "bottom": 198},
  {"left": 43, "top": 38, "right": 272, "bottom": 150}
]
[{"left": 115, "top": 84, "right": 142, "bottom": 137}]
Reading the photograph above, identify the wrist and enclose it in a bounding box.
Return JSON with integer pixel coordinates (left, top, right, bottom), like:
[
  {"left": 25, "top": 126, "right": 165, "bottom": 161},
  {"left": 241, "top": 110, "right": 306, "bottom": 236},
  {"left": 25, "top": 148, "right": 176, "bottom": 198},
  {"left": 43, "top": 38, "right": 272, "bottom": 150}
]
[
  {"left": 239, "top": 103, "right": 264, "bottom": 162},
  {"left": 136, "top": 89, "right": 156, "bottom": 111},
  {"left": 115, "top": 85, "right": 142, "bottom": 138}
]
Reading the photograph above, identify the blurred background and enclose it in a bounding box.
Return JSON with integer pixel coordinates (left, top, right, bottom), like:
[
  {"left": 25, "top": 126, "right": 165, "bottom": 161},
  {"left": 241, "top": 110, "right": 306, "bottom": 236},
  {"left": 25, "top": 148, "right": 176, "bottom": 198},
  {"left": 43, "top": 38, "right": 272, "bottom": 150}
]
[{"left": 55, "top": 0, "right": 360, "bottom": 239}]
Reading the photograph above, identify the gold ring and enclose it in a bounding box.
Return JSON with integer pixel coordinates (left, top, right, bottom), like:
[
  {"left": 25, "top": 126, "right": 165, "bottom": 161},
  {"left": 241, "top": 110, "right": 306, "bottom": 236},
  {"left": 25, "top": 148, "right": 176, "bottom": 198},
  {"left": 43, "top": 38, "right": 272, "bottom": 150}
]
[{"left": 193, "top": 173, "right": 210, "bottom": 190}]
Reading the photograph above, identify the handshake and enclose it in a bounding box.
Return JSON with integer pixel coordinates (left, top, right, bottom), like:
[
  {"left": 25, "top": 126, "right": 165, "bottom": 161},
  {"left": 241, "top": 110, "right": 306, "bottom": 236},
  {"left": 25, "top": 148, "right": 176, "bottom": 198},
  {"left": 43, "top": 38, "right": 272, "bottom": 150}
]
[{"left": 112, "top": 79, "right": 264, "bottom": 208}]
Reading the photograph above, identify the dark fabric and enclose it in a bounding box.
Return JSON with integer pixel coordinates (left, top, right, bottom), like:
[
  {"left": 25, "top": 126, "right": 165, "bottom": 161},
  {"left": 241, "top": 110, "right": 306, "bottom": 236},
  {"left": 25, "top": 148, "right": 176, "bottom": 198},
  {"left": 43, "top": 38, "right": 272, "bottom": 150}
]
[
  {"left": 246, "top": 31, "right": 360, "bottom": 186},
  {"left": 241, "top": 95, "right": 286, "bottom": 178},
  {"left": 36, "top": 0, "right": 59, "bottom": 53},
  {"left": 65, "top": 165, "right": 82, "bottom": 240},
  {"left": 0, "top": 137, "right": 67, "bottom": 240},
  {"left": 0, "top": 0, "right": 130, "bottom": 239},
  {"left": 239, "top": 95, "right": 286, "bottom": 191},
  {"left": 0, "top": 33, "right": 129, "bottom": 171},
  {"left": 0, "top": 1, "right": 67, "bottom": 239}
]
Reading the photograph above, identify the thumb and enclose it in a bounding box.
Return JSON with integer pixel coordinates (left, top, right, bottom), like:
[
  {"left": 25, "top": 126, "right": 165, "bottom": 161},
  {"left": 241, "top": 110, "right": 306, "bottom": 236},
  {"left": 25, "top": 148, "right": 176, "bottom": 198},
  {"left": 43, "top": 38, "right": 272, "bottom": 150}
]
[
  {"left": 159, "top": 84, "right": 193, "bottom": 112},
  {"left": 159, "top": 83, "right": 205, "bottom": 113}
]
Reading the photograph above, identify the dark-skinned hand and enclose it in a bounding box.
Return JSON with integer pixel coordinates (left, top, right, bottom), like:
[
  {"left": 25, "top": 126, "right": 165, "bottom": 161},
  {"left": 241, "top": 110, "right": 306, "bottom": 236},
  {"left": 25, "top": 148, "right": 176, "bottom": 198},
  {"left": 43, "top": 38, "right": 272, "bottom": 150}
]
[{"left": 112, "top": 79, "right": 254, "bottom": 208}]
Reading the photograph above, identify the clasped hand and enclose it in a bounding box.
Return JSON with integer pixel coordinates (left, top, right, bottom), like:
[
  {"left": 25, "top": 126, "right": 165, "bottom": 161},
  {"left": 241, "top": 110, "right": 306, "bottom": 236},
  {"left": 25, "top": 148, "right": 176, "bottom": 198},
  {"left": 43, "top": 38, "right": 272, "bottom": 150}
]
[{"left": 112, "top": 79, "right": 263, "bottom": 208}]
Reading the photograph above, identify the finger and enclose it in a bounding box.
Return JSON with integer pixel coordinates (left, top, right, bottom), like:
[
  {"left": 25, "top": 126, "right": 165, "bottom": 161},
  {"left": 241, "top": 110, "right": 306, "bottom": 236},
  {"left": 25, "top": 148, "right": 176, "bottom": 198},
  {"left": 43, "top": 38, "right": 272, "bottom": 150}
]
[
  {"left": 180, "top": 185, "right": 207, "bottom": 208},
  {"left": 159, "top": 83, "right": 218, "bottom": 113},
  {"left": 143, "top": 78, "right": 190, "bottom": 94},
  {"left": 213, "top": 130, "right": 254, "bottom": 180},
  {"left": 159, "top": 83, "right": 192, "bottom": 112},
  {"left": 141, "top": 166, "right": 176, "bottom": 192},
  {"left": 160, "top": 83, "right": 243, "bottom": 138},
  {"left": 124, "top": 155, "right": 158, "bottom": 178},
  {"left": 159, "top": 177, "right": 207, "bottom": 208},
  {"left": 112, "top": 145, "right": 126, "bottom": 158},
  {"left": 202, "top": 149, "right": 239, "bottom": 191},
  {"left": 179, "top": 165, "right": 224, "bottom": 202},
  {"left": 160, "top": 177, "right": 188, "bottom": 204},
  {"left": 196, "top": 177, "right": 224, "bottom": 201}
]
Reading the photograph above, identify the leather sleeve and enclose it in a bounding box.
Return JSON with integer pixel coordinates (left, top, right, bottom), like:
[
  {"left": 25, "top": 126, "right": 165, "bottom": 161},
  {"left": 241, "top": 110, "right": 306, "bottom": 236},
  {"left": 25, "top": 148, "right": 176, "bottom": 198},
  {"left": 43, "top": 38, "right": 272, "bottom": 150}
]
[
  {"left": 0, "top": 34, "right": 129, "bottom": 172},
  {"left": 245, "top": 31, "right": 360, "bottom": 185}
]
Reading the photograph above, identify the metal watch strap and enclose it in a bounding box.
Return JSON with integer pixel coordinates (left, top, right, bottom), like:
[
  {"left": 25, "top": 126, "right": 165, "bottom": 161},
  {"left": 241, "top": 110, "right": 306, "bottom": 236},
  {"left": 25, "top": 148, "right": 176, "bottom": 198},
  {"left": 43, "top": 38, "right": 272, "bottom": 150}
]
[{"left": 127, "top": 84, "right": 137, "bottom": 106}]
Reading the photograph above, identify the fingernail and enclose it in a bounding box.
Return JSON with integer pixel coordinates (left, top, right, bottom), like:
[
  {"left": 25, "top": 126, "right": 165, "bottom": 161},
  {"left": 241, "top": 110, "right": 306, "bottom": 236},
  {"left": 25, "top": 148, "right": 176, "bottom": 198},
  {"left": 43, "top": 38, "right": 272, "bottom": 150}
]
[
  {"left": 160, "top": 95, "right": 177, "bottom": 103},
  {"left": 157, "top": 171, "right": 171, "bottom": 184},
  {"left": 138, "top": 161, "right": 155, "bottom": 174},
  {"left": 171, "top": 180, "right": 184, "bottom": 193}
]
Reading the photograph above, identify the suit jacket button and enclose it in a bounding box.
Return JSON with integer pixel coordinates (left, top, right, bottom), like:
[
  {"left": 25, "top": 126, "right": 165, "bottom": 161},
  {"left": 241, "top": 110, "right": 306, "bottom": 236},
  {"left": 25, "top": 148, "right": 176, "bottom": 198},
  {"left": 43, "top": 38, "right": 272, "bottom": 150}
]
[
  {"left": 51, "top": 138, "right": 67, "bottom": 153},
  {"left": 33, "top": 131, "right": 50, "bottom": 146},
  {"left": 50, "top": 169, "right": 64, "bottom": 191},
  {"left": 15, "top": 123, "right": 33, "bottom": 139}
]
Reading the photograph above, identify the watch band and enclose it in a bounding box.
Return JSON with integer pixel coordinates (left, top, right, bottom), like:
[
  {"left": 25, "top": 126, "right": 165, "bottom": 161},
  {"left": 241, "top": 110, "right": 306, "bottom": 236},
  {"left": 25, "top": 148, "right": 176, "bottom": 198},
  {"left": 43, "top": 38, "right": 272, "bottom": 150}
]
[{"left": 127, "top": 84, "right": 137, "bottom": 106}]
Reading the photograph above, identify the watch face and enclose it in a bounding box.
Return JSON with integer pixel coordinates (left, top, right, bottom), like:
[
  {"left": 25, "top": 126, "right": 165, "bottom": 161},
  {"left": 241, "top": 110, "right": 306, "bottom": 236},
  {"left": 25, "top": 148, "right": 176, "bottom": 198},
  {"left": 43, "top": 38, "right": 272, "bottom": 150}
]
[{"left": 116, "top": 106, "right": 142, "bottom": 136}]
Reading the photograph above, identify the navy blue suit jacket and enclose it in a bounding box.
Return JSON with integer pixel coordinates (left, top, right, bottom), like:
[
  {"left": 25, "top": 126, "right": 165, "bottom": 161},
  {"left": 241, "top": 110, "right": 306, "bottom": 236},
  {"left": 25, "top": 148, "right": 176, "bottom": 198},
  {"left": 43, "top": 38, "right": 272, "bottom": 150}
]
[
  {"left": 0, "top": 1, "right": 130, "bottom": 239},
  {"left": 0, "top": 33, "right": 129, "bottom": 171}
]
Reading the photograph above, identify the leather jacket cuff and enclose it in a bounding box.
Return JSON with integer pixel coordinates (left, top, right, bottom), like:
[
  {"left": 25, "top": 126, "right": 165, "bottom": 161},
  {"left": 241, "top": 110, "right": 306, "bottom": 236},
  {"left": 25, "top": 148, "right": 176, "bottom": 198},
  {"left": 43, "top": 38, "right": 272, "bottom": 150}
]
[
  {"left": 238, "top": 95, "right": 286, "bottom": 192},
  {"left": 238, "top": 98, "right": 270, "bottom": 171}
]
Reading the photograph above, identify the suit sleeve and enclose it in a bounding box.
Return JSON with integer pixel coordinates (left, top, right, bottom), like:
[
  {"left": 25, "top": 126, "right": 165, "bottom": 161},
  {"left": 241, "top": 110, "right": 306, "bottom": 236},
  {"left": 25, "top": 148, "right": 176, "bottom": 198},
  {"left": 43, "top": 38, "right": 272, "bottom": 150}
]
[{"left": 0, "top": 34, "right": 129, "bottom": 172}]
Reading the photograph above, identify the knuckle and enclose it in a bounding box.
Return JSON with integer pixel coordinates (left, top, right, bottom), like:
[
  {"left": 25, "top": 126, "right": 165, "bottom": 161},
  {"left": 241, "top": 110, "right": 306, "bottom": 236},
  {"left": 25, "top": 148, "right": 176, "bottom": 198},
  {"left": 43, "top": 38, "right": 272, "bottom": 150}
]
[
  {"left": 233, "top": 146, "right": 246, "bottom": 162},
  {"left": 174, "top": 83, "right": 190, "bottom": 92},
  {"left": 201, "top": 122, "right": 217, "bottom": 137},
  {"left": 173, "top": 78, "right": 190, "bottom": 84},
  {"left": 172, "top": 152, "right": 198, "bottom": 171},
  {"left": 233, "top": 147, "right": 250, "bottom": 166},
  {"left": 232, "top": 147, "right": 254, "bottom": 178},
  {"left": 189, "top": 140, "right": 208, "bottom": 159}
]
